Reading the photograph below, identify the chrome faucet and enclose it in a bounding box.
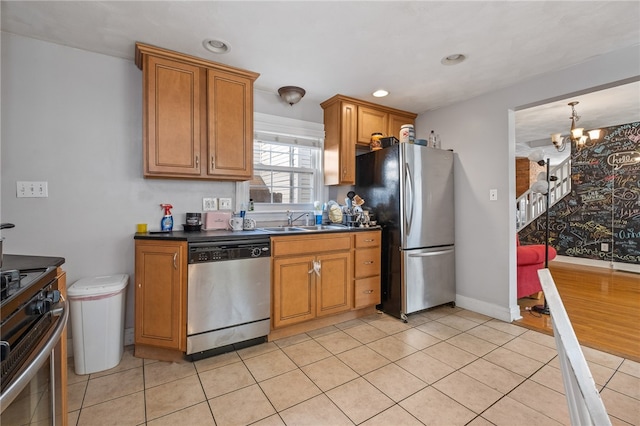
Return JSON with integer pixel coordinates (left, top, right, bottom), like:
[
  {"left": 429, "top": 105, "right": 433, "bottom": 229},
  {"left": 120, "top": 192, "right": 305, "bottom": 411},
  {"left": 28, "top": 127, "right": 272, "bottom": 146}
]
[{"left": 287, "top": 211, "right": 309, "bottom": 226}]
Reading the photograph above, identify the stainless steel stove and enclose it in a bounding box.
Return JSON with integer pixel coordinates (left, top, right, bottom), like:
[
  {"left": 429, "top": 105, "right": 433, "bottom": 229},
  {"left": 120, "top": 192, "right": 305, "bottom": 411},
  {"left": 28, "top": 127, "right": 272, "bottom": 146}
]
[{"left": 1, "top": 267, "right": 59, "bottom": 385}]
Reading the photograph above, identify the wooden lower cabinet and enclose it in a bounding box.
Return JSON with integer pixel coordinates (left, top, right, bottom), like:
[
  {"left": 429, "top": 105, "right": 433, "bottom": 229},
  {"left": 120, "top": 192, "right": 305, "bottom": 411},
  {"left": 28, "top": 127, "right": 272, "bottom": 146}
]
[
  {"left": 353, "top": 231, "right": 382, "bottom": 309},
  {"left": 272, "top": 234, "right": 352, "bottom": 328},
  {"left": 272, "top": 255, "right": 316, "bottom": 328},
  {"left": 271, "top": 231, "right": 379, "bottom": 330},
  {"left": 316, "top": 252, "right": 351, "bottom": 317},
  {"left": 134, "top": 240, "right": 187, "bottom": 352}
]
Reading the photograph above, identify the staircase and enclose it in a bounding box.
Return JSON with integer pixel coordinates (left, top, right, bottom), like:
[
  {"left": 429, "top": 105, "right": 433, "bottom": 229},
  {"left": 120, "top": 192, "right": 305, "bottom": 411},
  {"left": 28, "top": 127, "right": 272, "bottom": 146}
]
[{"left": 516, "top": 157, "right": 572, "bottom": 232}]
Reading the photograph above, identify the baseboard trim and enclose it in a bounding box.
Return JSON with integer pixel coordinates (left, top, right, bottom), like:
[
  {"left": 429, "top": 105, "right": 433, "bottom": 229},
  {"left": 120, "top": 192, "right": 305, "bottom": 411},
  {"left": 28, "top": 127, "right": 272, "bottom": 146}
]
[{"left": 455, "top": 294, "right": 520, "bottom": 322}]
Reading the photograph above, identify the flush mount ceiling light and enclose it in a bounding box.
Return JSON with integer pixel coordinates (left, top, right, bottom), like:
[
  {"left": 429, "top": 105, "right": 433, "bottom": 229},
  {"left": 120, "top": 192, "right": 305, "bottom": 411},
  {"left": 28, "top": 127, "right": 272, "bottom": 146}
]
[
  {"left": 550, "top": 101, "right": 602, "bottom": 152},
  {"left": 372, "top": 89, "right": 389, "bottom": 97},
  {"left": 278, "top": 86, "right": 306, "bottom": 106},
  {"left": 441, "top": 53, "right": 466, "bottom": 66},
  {"left": 203, "top": 38, "right": 230, "bottom": 54}
]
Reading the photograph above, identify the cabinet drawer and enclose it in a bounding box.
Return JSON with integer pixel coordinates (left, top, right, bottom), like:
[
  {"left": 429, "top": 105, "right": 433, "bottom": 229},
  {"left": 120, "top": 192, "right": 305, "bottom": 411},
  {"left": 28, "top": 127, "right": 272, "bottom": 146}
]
[
  {"left": 272, "top": 234, "right": 351, "bottom": 257},
  {"left": 354, "top": 277, "right": 380, "bottom": 309},
  {"left": 354, "top": 232, "right": 380, "bottom": 248},
  {"left": 354, "top": 248, "right": 380, "bottom": 278}
]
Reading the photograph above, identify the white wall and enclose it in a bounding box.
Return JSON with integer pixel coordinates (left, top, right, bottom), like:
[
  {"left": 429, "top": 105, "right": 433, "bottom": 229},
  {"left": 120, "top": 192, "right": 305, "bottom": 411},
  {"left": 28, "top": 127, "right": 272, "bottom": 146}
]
[
  {"left": 0, "top": 33, "right": 320, "bottom": 332},
  {"left": 416, "top": 46, "right": 640, "bottom": 321}
]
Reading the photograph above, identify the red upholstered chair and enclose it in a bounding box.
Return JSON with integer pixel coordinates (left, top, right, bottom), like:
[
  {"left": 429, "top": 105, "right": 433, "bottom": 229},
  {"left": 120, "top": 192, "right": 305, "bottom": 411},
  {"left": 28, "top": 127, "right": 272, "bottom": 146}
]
[{"left": 517, "top": 237, "right": 557, "bottom": 299}]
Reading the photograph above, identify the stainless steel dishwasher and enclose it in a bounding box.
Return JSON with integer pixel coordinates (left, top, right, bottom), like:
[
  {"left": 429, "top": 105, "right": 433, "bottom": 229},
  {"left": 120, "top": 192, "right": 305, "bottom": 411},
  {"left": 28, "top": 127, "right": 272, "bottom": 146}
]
[{"left": 187, "top": 237, "right": 271, "bottom": 358}]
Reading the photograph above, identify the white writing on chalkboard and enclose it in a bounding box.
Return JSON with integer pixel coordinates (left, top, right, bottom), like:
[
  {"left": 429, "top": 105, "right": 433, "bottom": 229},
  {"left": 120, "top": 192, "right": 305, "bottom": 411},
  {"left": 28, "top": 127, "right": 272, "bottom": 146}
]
[{"left": 607, "top": 151, "right": 640, "bottom": 170}]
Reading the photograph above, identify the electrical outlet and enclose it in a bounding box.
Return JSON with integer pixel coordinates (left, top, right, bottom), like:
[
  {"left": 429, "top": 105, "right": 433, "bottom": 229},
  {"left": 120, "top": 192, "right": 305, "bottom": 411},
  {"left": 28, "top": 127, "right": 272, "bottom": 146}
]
[
  {"left": 219, "top": 197, "right": 232, "bottom": 210},
  {"left": 601, "top": 243, "right": 609, "bottom": 251},
  {"left": 17, "top": 181, "right": 48, "bottom": 198},
  {"left": 489, "top": 189, "right": 498, "bottom": 201},
  {"left": 202, "top": 197, "right": 218, "bottom": 211}
]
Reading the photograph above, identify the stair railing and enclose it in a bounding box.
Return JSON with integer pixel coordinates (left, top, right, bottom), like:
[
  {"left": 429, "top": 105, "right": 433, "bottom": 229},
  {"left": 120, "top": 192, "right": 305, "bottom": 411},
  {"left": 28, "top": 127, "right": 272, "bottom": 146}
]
[{"left": 516, "top": 156, "right": 571, "bottom": 231}]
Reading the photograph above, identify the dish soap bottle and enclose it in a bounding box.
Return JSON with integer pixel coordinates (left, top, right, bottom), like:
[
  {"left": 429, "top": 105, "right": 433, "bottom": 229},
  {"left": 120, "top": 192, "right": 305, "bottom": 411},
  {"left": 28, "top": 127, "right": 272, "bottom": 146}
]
[{"left": 160, "top": 204, "right": 173, "bottom": 231}]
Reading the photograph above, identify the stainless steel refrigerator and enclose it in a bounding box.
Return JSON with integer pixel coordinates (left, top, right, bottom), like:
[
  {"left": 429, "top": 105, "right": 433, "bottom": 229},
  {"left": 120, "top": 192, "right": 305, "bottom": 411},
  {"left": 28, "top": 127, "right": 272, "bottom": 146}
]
[{"left": 355, "top": 144, "right": 455, "bottom": 321}]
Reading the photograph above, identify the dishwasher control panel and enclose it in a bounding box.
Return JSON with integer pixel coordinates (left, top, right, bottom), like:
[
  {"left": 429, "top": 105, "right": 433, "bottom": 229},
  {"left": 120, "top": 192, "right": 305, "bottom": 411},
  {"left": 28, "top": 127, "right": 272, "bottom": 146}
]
[{"left": 188, "top": 239, "right": 271, "bottom": 264}]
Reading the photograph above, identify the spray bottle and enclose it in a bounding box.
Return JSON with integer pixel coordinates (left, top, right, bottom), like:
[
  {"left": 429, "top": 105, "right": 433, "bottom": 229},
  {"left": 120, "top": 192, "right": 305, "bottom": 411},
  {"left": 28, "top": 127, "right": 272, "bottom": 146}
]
[{"left": 160, "top": 204, "right": 174, "bottom": 231}]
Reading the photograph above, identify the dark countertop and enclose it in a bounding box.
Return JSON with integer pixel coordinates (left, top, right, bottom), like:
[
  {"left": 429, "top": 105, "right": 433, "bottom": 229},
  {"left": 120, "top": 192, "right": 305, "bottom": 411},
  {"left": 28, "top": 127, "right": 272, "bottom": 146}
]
[
  {"left": 134, "top": 226, "right": 381, "bottom": 242},
  {"left": 1, "top": 254, "right": 65, "bottom": 272}
]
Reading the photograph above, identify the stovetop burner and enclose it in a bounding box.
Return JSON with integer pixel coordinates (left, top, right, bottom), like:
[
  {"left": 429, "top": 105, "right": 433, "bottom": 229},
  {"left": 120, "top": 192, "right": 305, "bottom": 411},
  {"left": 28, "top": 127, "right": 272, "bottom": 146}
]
[{"left": 1, "top": 268, "right": 53, "bottom": 308}]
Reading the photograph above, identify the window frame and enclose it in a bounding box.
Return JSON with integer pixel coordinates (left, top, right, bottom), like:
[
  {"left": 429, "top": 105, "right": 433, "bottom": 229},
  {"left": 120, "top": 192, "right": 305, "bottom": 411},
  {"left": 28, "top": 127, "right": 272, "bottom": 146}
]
[{"left": 236, "top": 113, "right": 325, "bottom": 214}]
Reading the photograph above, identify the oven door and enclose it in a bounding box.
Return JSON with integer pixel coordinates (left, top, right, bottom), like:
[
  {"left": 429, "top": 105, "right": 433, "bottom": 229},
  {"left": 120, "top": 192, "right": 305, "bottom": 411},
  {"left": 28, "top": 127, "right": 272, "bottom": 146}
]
[{"left": 0, "top": 297, "right": 68, "bottom": 425}]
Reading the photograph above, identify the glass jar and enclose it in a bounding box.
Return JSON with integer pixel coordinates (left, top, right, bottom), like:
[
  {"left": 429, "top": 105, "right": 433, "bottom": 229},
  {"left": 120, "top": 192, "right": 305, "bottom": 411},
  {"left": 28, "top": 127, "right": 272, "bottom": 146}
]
[{"left": 370, "top": 132, "right": 383, "bottom": 151}]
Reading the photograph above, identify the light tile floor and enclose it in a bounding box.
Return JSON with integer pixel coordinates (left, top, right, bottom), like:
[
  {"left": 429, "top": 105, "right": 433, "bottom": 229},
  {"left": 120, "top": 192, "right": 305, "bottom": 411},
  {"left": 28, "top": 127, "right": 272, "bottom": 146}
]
[{"left": 67, "top": 307, "right": 640, "bottom": 425}]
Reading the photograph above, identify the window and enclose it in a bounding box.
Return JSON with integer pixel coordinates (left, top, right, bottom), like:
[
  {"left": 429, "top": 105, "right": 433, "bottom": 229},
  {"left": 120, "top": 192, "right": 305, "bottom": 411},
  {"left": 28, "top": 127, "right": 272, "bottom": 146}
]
[
  {"left": 251, "top": 138, "right": 320, "bottom": 204},
  {"left": 237, "top": 113, "right": 325, "bottom": 211}
]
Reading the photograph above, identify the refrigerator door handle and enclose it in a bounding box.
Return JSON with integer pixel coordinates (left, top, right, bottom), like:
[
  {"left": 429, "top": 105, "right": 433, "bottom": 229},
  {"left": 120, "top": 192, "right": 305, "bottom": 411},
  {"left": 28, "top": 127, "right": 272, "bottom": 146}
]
[
  {"left": 408, "top": 248, "right": 455, "bottom": 257},
  {"left": 404, "top": 162, "right": 414, "bottom": 236}
]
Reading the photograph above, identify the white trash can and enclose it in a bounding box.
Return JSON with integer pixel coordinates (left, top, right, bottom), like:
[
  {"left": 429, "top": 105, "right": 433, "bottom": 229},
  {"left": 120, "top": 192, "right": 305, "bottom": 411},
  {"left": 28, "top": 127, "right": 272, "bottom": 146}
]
[{"left": 67, "top": 274, "right": 129, "bottom": 375}]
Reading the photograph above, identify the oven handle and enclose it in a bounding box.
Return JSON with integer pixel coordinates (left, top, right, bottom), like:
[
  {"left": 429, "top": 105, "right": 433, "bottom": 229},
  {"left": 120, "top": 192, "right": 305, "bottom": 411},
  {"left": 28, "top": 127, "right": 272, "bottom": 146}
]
[{"left": 0, "top": 296, "right": 69, "bottom": 409}]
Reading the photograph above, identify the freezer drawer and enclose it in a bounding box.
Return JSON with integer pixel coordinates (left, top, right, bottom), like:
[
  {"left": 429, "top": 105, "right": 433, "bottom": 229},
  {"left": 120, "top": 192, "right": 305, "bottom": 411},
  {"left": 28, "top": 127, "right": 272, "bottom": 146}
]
[{"left": 402, "top": 245, "right": 455, "bottom": 316}]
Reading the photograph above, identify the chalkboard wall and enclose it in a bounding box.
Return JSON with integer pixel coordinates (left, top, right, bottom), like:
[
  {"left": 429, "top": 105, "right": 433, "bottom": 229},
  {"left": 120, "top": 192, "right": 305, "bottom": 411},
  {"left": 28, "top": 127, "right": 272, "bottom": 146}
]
[{"left": 519, "top": 121, "right": 640, "bottom": 264}]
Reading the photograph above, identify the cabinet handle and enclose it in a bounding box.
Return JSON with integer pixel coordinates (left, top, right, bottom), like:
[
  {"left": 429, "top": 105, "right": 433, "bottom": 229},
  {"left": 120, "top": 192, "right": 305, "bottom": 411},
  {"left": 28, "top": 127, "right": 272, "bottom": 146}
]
[
  {"left": 211, "top": 156, "right": 215, "bottom": 169},
  {"left": 363, "top": 261, "right": 374, "bottom": 265},
  {"left": 308, "top": 260, "right": 321, "bottom": 277},
  {"left": 173, "top": 253, "right": 177, "bottom": 269},
  {"left": 138, "top": 283, "right": 141, "bottom": 288},
  {"left": 364, "top": 239, "right": 374, "bottom": 242},
  {"left": 363, "top": 290, "right": 374, "bottom": 294},
  {"left": 195, "top": 155, "right": 199, "bottom": 168}
]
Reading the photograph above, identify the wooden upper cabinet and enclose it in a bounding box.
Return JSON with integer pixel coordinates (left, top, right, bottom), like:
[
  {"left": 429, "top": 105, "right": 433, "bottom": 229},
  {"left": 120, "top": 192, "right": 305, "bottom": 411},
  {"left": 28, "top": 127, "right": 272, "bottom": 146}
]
[
  {"left": 207, "top": 69, "right": 253, "bottom": 180},
  {"left": 388, "top": 112, "right": 416, "bottom": 140},
  {"left": 321, "top": 95, "right": 416, "bottom": 185},
  {"left": 357, "top": 106, "right": 388, "bottom": 145},
  {"left": 135, "top": 42, "right": 259, "bottom": 181},
  {"left": 323, "top": 99, "right": 357, "bottom": 185},
  {"left": 143, "top": 55, "right": 203, "bottom": 176}
]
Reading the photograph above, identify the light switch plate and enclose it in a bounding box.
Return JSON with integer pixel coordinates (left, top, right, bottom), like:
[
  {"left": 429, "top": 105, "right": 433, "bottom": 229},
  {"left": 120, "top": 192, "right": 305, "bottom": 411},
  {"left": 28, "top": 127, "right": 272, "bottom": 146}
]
[
  {"left": 17, "top": 181, "right": 48, "bottom": 198},
  {"left": 219, "top": 198, "right": 232, "bottom": 210},
  {"left": 203, "top": 197, "right": 218, "bottom": 211},
  {"left": 489, "top": 189, "right": 498, "bottom": 201}
]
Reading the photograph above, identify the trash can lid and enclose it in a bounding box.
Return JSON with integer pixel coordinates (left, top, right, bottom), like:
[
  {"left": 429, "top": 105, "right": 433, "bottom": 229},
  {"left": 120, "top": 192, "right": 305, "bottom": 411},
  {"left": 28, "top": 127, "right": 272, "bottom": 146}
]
[{"left": 68, "top": 274, "right": 129, "bottom": 297}]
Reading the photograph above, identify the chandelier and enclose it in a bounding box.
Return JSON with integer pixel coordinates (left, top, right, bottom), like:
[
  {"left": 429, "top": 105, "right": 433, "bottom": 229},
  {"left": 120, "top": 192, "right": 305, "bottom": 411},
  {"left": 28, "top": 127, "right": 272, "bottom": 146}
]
[{"left": 550, "top": 101, "right": 602, "bottom": 152}]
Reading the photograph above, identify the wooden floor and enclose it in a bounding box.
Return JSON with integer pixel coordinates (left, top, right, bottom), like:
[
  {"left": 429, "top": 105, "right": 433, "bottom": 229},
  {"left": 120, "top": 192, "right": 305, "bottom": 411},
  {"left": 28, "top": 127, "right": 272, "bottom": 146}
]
[{"left": 515, "top": 262, "right": 640, "bottom": 363}]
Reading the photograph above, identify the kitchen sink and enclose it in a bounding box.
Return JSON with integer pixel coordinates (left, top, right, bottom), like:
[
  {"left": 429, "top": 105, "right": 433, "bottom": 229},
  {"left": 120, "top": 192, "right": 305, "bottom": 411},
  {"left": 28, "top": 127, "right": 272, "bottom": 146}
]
[
  {"left": 259, "top": 225, "right": 348, "bottom": 233},
  {"left": 259, "top": 227, "right": 309, "bottom": 232},
  {"left": 296, "top": 225, "right": 347, "bottom": 231}
]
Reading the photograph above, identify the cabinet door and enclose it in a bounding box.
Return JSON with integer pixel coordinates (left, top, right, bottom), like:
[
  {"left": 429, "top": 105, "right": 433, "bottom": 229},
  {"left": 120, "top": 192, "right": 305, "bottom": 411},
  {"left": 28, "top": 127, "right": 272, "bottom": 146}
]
[
  {"left": 273, "top": 256, "right": 316, "bottom": 328},
  {"left": 316, "top": 252, "right": 352, "bottom": 317},
  {"left": 388, "top": 113, "right": 414, "bottom": 141},
  {"left": 135, "top": 241, "right": 186, "bottom": 350},
  {"left": 358, "top": 106, "right": 388, "bottom": 145},
  {"left": 339, "top": 102, "right": 357, "bottom": 184},
  {"left": 144, "top": 56, "right": 203, "bottom": 176},
  {"left": 207, "top": 69, "right": 253, "bottom": 180}
]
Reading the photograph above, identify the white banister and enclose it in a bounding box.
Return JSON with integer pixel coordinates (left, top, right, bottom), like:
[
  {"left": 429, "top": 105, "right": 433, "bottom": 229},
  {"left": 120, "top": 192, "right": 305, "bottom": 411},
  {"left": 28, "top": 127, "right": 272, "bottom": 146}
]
[
  {"left": 516, "top": 157, "right": 571, "bottom": 231},
  {"left": 537, "top": 269, "right": 611, "bottom": 426}
]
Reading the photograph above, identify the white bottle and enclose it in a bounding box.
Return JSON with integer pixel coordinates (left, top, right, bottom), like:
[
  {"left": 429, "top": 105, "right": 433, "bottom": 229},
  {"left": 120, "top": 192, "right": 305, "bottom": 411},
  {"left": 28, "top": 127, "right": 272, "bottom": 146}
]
[{"left": 428, "top": 130, "right": 436, "bottom": 148}]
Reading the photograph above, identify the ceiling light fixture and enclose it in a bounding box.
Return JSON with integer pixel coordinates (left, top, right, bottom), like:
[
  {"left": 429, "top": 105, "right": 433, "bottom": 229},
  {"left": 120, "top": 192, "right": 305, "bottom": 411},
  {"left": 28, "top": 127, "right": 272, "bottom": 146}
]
[
  {"left": 441, "top": 53, "right": 466, "bottom": 66},
  {"left": 550, "top": 101, "right": 602, "bottom": 152},
  {"left": 278, "top": 86, "right": 306, "bottom": 106},
  {"left": 372, "top": 89, "right": 389, "bottom": 97},
  {"left": 203, "top": 39, "right": 230, "bottom": 54}
]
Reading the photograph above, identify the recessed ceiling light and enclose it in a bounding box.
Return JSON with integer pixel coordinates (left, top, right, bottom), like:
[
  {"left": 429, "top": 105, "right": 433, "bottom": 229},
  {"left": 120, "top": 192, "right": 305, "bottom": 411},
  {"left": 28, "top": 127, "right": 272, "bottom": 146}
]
[
  {"left": 203, "top": 39, "right": 230, "bottom": 54},
  {"left": 441, "top": 53, "right": 466, "bottom": 66},
  {"left": 373, "top": 89, "right": 389, "bottom": 97}
]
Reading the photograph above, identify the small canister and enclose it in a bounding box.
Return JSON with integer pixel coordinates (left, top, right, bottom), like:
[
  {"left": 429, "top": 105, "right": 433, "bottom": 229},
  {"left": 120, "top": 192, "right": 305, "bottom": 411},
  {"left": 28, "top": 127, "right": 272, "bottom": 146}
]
[
  {"left": 399, "top": 124, "right": 415, "bottom": 143},
  {"left": 370, "top": 132, "right": 383, "bottom": 151}
]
